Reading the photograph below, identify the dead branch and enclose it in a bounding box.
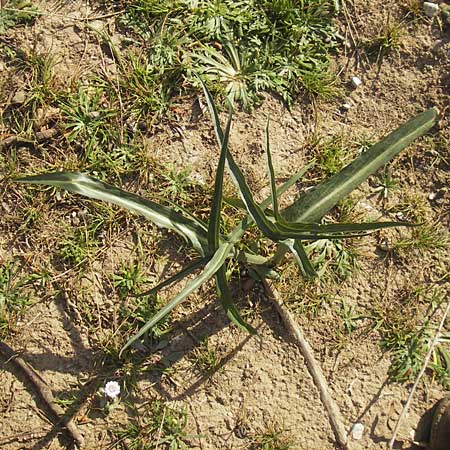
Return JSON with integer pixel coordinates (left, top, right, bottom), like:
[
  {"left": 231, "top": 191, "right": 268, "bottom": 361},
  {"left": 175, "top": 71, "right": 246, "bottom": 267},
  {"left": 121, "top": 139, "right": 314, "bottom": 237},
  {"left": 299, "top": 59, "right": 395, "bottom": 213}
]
[
  {"left": 388, "top": 301, "right": 450, "bottom": 449},
  {"left": 0, "top": 341, "right": 84, "bottom": 448},
  {"left": 262, "top": 279, "right": 349, "bottom": 450}
]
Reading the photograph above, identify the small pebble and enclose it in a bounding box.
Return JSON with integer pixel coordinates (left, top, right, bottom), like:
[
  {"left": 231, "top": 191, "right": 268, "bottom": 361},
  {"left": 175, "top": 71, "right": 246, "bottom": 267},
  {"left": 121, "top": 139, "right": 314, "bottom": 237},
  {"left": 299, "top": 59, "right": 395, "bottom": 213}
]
[
  {"left": 428, "top": 192, "right": 438, "bottom": 200},
  {"left": 351, "top": 76, "right": 362, "bottom": 88},
  {"left": 11, "top": 90, "right": 26, "bottom": 104},
  {"left": 351, "top": 422, "right": 364, "bottom": 440},
  {"left": 423, "top": 2, "right": 440, "bottom": 18},
  {"left": 379, "top": 239, "right": 389, "bottom": 252},
  {"left": 342, "top": 103, "right": 352, "bottom": 110}
]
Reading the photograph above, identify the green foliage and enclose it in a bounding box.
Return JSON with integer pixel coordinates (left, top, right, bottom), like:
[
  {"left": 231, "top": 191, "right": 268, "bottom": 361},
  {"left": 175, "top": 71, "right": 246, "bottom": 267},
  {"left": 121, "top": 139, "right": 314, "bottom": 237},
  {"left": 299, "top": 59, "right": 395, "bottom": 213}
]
[
  {"left": 112, "top": 261, "right": 150, "bottom": 297},
  {"left": 249, "top": 422, "right": 295, "bottom": 450},
  {"left": 0, "top": 0, "right": 39, "bottom": 34},
  {"left": 0, "top": 261, "right": 32, "bottom": 338},
  {"left": 377, "top": 288, "right": 450, "bottom": 386},
  {"left": 190, "top": 337, "right": 221, "bottom": 374},
  {"left": 58, "top": 220, "right": 102, "bottom": 266},
  {"left": 115, "top": 400, "right": 189, "bottom": 449},
  {"left": 114, "top": 0, "right": 339, "bottom": 108},
  {"left": 17, "top": 83, "right": 438, "bottom": 354}
]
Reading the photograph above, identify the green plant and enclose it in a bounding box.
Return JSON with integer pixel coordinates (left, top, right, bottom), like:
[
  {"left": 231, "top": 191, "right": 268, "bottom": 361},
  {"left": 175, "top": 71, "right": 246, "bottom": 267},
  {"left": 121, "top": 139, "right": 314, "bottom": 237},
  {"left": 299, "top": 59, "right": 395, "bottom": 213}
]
[
  {"left": 114, "top": 0, "right": 340, "bottom": 108},
  {"left": 58, "top": 223, "right": 101, "bottom": 266},
  {"left": 394, "top": 223, "right": 450, "bottom": 255},
  {"left": 59, "top": 87, "right": 118, "bottom": 161},
  {"left": 249, "top": 422, "right": 295, "bottom": 450},
  {"left": 0, "top": 261, "right": 32, "bottom": 338},
  {"left": 115, "top": 400, "right": 189, "bottom": 449},
  {"left": 376, "top": 288, "right": 450, "bottom": 385},
  {"left": 0, "top": 0, "right": 40, "bottom": 34},
  {"left": 112, "top": 261, "right": 150, "bottom": 297},
  {"left": 17, "top": 81, "right": 438, "bottom": 355},
  {"left": 190, "top": 337, "right": 221, "bottom": 374},
  {"left": 373, "top": 168, "right": 399, "bottom": 200},
  {"left": 364, "top": 16, "right": 403, "bottom": 60}
]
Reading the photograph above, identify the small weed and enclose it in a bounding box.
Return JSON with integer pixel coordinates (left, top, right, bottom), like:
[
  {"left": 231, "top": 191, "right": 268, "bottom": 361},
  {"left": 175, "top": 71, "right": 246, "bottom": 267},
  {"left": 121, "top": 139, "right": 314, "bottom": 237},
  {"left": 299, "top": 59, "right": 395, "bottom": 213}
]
[
  {"left": 0, "top": 261, "right": 32, "bottom": 338},
  {"left": 373, "top": 168, "right": 399, "bottom": 200},
  {"left": 339, "top": 300, "right": 361, "bottom": 334},
  {"left": 313, "top": 136, "right": 350, "bottom": 177},
  {"left": 190, "top": 337, "right": 221, "bottom": 374},
  {"left": 112, "top": 261, "right": 150, "bottom": 297},
  {"left": 59, "top": 86, "right": 118, "bottom": 161},
  {"left": 376, "top": 288, "right": 449, "bottom": 384},
  {"left": 161, "top": 164, "right": 195, "bottom": 202},
  {"left": 115, "top": 400, "right": 189, "bottom": 450},
  {"left": 58, "top": 220, "right": 103, "bottom": 265},
  {"left": 0, "top": 0, "right": 40, "bottom": 34},
  {"left": 393, "top": 223, "right": 450, "bottom": 256},
  {"left": 249, "top": 422, "right": 295, "bottom": 450},
  {"left": 305, "top": 239, "right": 359, "bottom": 280},
  {"left": 364, "top": 17, "right": 403, "bottom": 59}
]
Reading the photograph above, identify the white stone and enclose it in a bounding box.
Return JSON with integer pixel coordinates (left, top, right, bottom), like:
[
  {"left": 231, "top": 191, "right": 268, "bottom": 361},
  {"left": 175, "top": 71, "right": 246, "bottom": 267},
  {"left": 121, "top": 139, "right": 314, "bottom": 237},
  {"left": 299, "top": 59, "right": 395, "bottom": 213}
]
[
  {"left": 351, "top": 422, "right": 364, "bottom": 440},
  {"left": 351, "top": 76, "right": 362, "bottom": 88},
  {"left": 342, "top": 103, "right": 352, "bottom": 110},
  {"left": 423, "top": 2, "right": 440, "bottom": 18}
]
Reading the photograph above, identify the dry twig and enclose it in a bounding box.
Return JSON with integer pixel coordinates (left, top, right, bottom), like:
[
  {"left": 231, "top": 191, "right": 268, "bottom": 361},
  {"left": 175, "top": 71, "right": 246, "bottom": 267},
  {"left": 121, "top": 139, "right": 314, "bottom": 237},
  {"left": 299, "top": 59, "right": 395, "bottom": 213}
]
[
  {"left": 0, "top": 341, "right": 84, "bottom": 447},
  {"left": 388, "top": 301, "right": 450, "bottom": 449},
  {"left": 262, "top": 280, "right": 349, "bottom": 450}
]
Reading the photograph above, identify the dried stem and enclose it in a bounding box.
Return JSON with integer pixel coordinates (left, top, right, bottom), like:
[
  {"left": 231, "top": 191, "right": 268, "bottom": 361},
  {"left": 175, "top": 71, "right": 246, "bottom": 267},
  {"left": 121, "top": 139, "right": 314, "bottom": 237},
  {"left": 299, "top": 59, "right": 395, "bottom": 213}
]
[
  {"left": 0, "top": 341, "right": 84, "bottom": 447},
  {"left": 262, "top": 280, "right": 349, "bottom": 449},
  {"left": 388, "top": 301, "right": 450, "bottom": 449}
]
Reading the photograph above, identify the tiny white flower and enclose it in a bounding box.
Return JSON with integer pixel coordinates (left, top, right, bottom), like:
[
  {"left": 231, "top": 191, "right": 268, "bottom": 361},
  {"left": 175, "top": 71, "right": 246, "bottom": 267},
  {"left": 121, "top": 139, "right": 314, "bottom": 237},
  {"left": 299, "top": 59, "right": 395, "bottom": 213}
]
[{"left": 104, "top": 381, "right": 121, "bottom": 399}]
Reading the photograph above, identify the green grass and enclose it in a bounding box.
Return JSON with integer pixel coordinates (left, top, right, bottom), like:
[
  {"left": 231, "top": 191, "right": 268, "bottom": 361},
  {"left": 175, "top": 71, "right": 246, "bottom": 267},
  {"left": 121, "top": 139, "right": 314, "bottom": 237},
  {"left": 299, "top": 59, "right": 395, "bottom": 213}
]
[
  {"left": 0, "top": 0, "right": 40, "bottom": 34},
  {"left": 0, "top": 261, "right": 32, "bottom": 338},
  {"left": 375, "top": 287, "right": 450, "bottom": 385},
  {"left": 249, "top": 422, "right": 295, "bottom": 450},
  {"left": 115, "top": 400, "right": 189, "bottom": 450},
  {"left": 393, "top": 223, "right": 450, "bottom": 256},
  {"left": 190, "top": 337, "right": 222, "bottom": 374},
  {"left": 109, "top": 0, "right": 339, "bottom": 111},
  {"left": 363, "top": 16, "right": 403, "bottom": 60}
]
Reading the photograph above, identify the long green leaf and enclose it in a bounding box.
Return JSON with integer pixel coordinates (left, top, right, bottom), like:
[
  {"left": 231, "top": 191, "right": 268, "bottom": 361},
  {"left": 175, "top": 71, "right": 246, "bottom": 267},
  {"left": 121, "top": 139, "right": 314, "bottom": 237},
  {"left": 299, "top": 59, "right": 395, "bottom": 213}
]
[
  {"left": 207, "top": 108, "right": 253, "bottom": 331},
  {"left": 120, "top": 241, "right": 233, "bottom": 354},
  {"left": 17, "top": 172, "right": 209, "bottom": 254},
  {"left": 215, "top": 267, "right": 256, "bottom": 333},
  {"left": 208, "top": 111, "right": 232, "bottom": 251},
  {"left": 282, "top": 108, "right": 439, "bottom": 223},
  {"left": 264, "top": 117, "right": 281, "bottom": 221},
  {"left": 283, "top": 239, "right": 317, "bottom": 278},
  {"left": 132, "top": 257, "right": 208, "bottom": 298}
]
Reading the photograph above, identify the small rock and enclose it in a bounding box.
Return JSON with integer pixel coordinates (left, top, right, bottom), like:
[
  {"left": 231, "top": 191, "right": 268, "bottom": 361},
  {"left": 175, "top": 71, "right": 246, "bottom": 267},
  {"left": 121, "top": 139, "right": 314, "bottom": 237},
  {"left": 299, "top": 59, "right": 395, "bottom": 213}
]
[
  {"left": 428, "top": 192, "right": 438, "bottom": 200},
  {"left": 423, "top": 2, "right": 440, "bottom": 18},
  {"left": 351, "top": 422, "right": 364, "bottom": 440},
  {"left": 11, "top": 90, "right": 26, "bottom": 104},
  {"left": 351, "top": 76, "right": 362, "bottom": 88},
  {"left": 342, "top": 102, "right": 352, "bottom": 110},
  {"left": 378, "top": 239, "right": 389, "bottom": 252}
]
